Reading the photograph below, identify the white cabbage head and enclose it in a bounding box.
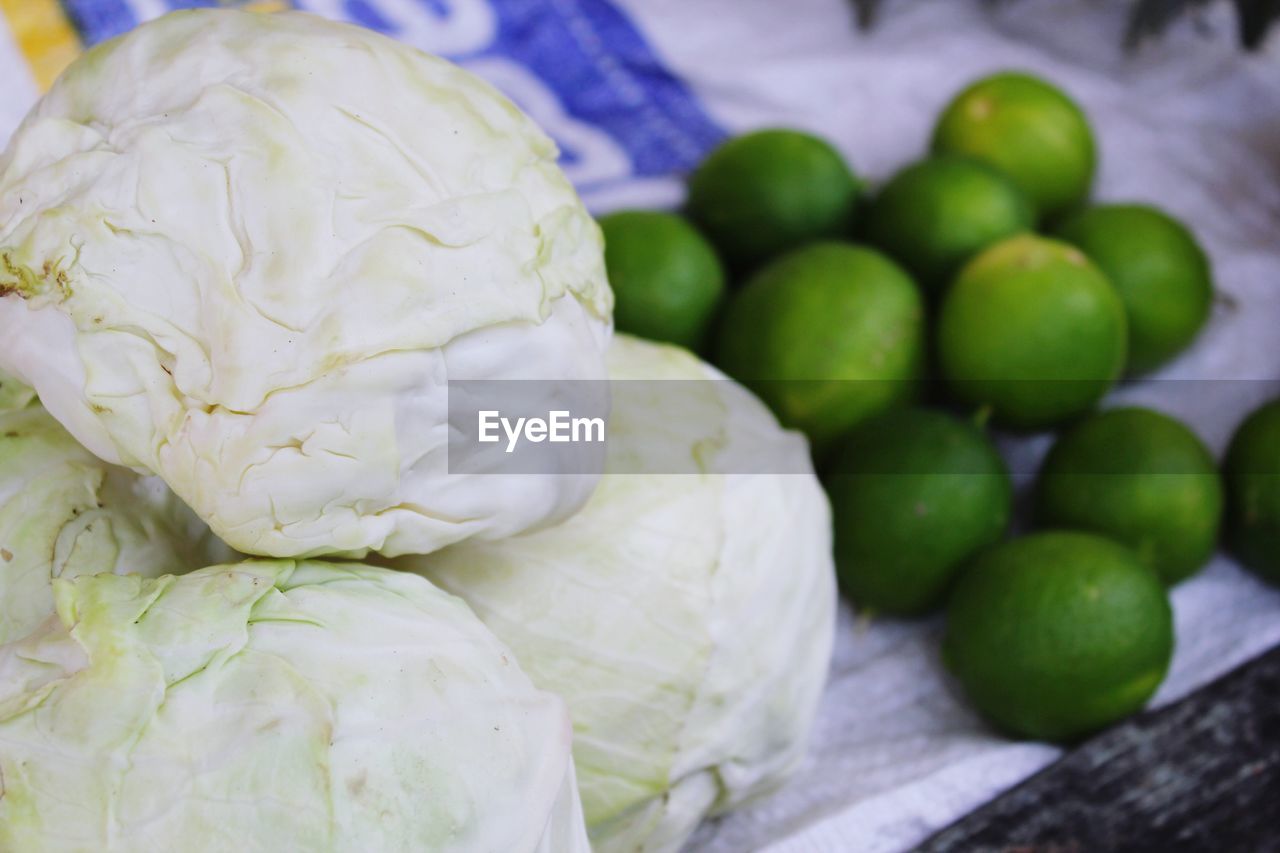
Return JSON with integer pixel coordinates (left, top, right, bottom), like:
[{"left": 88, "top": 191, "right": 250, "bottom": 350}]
[
  {"left": 403, "top": 334, "right": 837, "bottom": 852},
  {"left": 0, "top": 560, "right": 590, "bottom": 852},
  {"left": 0, "top": 9, "right": 612, "bottom": 559},
  {"left": 0, "top": 403, "right": 232, "bottom": 644}
]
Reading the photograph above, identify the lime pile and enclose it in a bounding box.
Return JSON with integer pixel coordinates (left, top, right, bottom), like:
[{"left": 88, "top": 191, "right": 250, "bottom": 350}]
[{"left": 597, "top": 68, "right": 1258, "bottom": 745}]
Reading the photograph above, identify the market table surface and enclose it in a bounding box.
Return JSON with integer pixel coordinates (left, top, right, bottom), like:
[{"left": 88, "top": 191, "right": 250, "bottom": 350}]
[{"left": 919, "top": 643, "right": 1280, "bottom": 851}]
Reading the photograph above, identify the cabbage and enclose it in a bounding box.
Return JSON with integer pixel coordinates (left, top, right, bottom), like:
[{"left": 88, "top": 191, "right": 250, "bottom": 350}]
[
  {"left": 403, "top": 335, "right": 837, "bottom": 852},
  {"left": 0, "top": 560, "right": 590, "bottom": 852},
  {"left": 0, "top": 9, "right": 611, "bottom": 559},
  {"left": 0, "top": 404, "right": 232, "bottom": 644},
  {"left": 0, "top": 369, "right": 34, "bottom": 411}
]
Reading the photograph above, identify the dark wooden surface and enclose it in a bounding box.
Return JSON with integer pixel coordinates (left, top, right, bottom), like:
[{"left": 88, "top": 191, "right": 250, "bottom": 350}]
[{"left": 916, "top": 644, "right": 1280, "bottom": 852}]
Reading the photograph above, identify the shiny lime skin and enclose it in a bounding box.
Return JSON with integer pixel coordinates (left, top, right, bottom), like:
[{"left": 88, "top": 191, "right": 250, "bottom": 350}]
[
  {"left": 686, "top": 129, "right": 861, "bottom": 272},
  {"left": 1224, "top": 398, "right": 1280, "bottom": 585},
  {"left": 1054, "top": 204, "right": 1213, "bottom": 374},
  {"left": 826, "top": 408, "right": 1011, "bottom": 616},
  {"left": 599, "top": 211, "right": 726, "bottom": 351},
  {"left": 1035, "top": 407, "right": 1222, "bottom": 585},
  {"left": 865, "top": 155, "right": 1034, "bottom": 294},
  {"left": 944, "top": 531, "right": 1174, "bottom": 743},
  {"left": 713, "top": 242, "right": 925, "bottom": 451},
  {"left": 931, "top": 71, "right": 1096, "bottom": 219},
  {"left": 936, "top": 234, "right": 1127, "bottom": 430}
]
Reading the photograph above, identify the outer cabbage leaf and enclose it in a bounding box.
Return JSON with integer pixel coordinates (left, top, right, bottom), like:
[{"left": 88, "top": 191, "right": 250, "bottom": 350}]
[
  {"left": 405, "top": 335, "right": 837, "bottom": 852},
  {"left": 0, "top": 9, "right": 611, "bottom": 560},
  {"left": 0, "top": 404, "right": 232, "bottom": 644},
  {"left": 0, "top": 560, "right": 590, "bottom": 852},
  {"left": 0, "top": 369, "right": 34, "bottom": 411}
]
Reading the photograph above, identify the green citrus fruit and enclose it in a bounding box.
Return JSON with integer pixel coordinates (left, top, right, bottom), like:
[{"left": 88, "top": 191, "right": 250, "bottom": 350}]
[
  {"left": 599, "top": 210, "right": 726, "bottom": 351},
  {"left": 714, "top": 242, "right": 924, "bottom": 450},
  {"left": 1054, "top": 204, "right": 1213, "bottom": 374},
  {"left": 1224, "top": 398, "right": 1280, "bottom": 585},
  {"left": 686, "top": 129, "right": 861, "bottom": 272},
  {"left": 936, "top": 234, "right": 1127, "bottom": 430},
  {"left": 944, "top": 531, "right": 1174, "bottom": 743},
  {"left": 931, "top": 71, "right": 1096, "bottom": 219},
  {"left": 826, "top": 407, "right": 1011, "bottom": 616},
  {"left": 1035, "top": 407, "right": 1222, "bottom": 585},
  {"left": 864, "top": 155, "right": 1034, "bottom": 293}
]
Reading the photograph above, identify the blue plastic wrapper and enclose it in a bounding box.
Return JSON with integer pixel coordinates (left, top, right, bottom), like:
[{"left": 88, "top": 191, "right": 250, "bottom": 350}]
[{"left": 0, "top": 0, "right": 725, "bottom": 211}]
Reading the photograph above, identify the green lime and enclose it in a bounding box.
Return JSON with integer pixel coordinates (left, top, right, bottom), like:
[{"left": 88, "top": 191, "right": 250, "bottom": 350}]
[
  {"left": 864, "top": 155, "right": 1034, "bottom": 293},
  {"left": 931, "top": 71, "right": 1096, "bottom": 219},
  {"left": 1035, "top": 407, "right": 1222, "bottom": 585},
  {"left": 944, "top": 531, "right": 1174, "bottom": 742},
  {"left": 1224, "top": 398, "right": 1280, "bottom": 585},
  {"left": 937, "top": 234, "right": 1127, "bottom": 430},
  {"left": 686, "top": 129, "right": 861, "bottom": 272},
  {"left": 1054, "top": 204, "right": 1213, "bottom": 374},
  {"left": 826, "top": 408, "right": 1011, "bottom": 616},
  {"left": 598, "top": 210, "right": 726, "bottom": 351},
  {"left": 714, "top": 242, "right": 924, "bottom": 450}
]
